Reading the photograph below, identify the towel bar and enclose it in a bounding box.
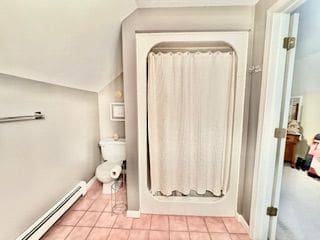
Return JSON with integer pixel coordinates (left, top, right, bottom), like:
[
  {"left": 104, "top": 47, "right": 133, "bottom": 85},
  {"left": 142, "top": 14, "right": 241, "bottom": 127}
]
[{"left": 0, "top": 112, "right": 45, "bottom": 123}]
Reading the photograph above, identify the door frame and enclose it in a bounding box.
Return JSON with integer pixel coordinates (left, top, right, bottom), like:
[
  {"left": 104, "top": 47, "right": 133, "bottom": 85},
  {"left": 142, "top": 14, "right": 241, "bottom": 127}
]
[{"left": 249, "top": 0, "right": 306, "bottom": 239}]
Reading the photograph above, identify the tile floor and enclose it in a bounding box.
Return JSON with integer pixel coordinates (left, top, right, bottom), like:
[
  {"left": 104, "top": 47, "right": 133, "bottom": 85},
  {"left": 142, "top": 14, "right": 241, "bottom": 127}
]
[{"left": 42, "top": 181, "right": 250, "bottom": 240}]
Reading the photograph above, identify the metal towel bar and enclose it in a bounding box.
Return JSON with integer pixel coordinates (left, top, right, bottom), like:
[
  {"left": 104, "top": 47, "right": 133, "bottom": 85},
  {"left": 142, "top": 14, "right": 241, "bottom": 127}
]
[{"left": 0, "top": 112, "right": 45, "bottom": 123}]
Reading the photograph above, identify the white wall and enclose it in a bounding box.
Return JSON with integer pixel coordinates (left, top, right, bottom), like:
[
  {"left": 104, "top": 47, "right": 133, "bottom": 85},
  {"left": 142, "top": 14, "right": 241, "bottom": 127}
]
[
  {"left": 98, "top": 74, "right": 125, "bottom": 139},
  {"left": 292, "top": 0, "right": 320, "bottom": 95},
  {"left": 0, "top": 74, "right": 100, "bottom": 240},
  {"left": 242, "top": 0, "right": 278, "bottom": 223},
  {"left": 0, "top": 0, "right": 137, "bottom": 92},
  {"left": 291, "top": 0, "right": 320, "bottom": 142},
  {"left": 300, "top": 93, "right": 320, "bottom": 143}
]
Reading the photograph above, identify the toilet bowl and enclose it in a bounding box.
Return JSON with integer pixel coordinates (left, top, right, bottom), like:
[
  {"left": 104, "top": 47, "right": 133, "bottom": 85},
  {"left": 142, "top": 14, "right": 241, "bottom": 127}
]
[{"left": 96, "top": 138, "right": 126, "bottom": 194}]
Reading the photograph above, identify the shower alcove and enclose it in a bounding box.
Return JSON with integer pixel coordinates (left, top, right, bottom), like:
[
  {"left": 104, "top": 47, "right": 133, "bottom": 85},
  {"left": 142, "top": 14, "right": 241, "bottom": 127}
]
[{"left": 136, "top": 32, "right": 249, "bottom": 216}]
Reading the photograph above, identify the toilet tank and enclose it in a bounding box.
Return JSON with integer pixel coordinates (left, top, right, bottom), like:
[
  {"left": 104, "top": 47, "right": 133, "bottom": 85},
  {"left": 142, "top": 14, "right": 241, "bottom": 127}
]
[{"left": 99, "top": 138, "right": 126, "bottom": 163}]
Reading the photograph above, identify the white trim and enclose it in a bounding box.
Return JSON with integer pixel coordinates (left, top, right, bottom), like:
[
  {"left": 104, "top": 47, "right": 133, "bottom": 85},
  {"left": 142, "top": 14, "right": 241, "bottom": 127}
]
[
  {"left": 136, "top": 31, "right": 249, "bottom": 216},
  {"left": 236, "top": 213, "right": 250, "bottom": 233},
  {"left": 269, "top": 0, "right": 306, "bottom": 13},
  {"left": 136, "top": 0, "right": 260, "bottom": 8},
  {"left": 268, "top": 13, "right": 300, "bottom": 240},
  {"left": 250, "top": 12, "right": 291, "bottom": 239},
  {"left": 249, "top": 0, "right": 305, "bottom": 239},
  {"left": 86, "top": 176, "right": 97, "bottom": 191},
  {"left": 126, "top": 210, "right": 141, "bottom": 218},
  {"left": 16, "top": 182, "right": 86, "bottom": 240}
]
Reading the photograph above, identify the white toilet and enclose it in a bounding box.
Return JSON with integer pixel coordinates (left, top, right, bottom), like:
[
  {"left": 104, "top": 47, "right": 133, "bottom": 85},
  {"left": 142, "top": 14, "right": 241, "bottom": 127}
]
[{"left": 96, "top": 138, "right": 126, "bottom": 194}]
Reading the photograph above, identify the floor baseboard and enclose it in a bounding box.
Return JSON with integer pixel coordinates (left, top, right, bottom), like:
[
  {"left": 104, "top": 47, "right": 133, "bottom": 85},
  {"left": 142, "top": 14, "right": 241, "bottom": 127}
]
[
  {"left": 236, "top": 213, "right": 250, "bottom": 233},
  {"left": 86, "top": 176, "right": 97, "bottom": 193},
  {"left": 127, "top": 210, "right": 141, "bottom": 218}
]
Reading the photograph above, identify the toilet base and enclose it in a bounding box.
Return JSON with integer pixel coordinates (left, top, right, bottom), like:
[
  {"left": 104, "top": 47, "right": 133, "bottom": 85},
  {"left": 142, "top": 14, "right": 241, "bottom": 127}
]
[{"left": 102, "top": 181, "right": 114, "bottom": 194}]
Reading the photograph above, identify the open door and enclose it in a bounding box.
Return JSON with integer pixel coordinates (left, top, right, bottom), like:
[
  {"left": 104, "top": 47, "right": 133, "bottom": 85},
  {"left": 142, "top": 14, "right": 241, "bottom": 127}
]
[{"left": 268, "top": 13, "right": 300, "bottom": 240}]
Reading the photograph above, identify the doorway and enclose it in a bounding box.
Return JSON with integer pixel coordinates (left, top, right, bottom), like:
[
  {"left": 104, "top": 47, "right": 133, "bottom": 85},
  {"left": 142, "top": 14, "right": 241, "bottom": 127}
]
[
  {"left": 276, "top": 1, "right": 320, "bottom": 239},
  {"left": 249, "top": 0, "right": 307, "bottom": 240}
]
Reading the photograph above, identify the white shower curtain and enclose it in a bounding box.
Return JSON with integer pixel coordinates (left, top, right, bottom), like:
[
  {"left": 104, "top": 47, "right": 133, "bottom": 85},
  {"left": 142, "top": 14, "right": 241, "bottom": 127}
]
[{"left": 148, "top": 51, "right": 236, "bottom": 196}]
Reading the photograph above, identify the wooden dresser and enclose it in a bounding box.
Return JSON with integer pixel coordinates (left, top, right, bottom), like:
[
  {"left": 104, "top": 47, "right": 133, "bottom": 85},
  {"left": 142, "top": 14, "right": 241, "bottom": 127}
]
[{"left": 284, "top": 133, "right": 300, "bottom": 167}]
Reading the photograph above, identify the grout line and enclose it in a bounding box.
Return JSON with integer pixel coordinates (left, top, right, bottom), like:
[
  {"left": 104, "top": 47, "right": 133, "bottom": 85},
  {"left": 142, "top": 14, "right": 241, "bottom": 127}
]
[
  {"left": 221, "top": 217, "right": 230, "bottom": 234},
  {"left": 84, "top": 209, "right": 105, "bottom": 240},
  {"left": 63, "top": 201, "right": 94, "bottom": 240},
  {"left": 63, "top": 226, "right": 75, "bottom": 240},
  {"left": 146, "top": 214, "right": 154, "bottom": 233},
  {"left": 168, "top": 217, "right": 171, "bottom": 240},
  {"left": 75, "top": 184, "right": 104, "bottom": 240},
  {"left": 203, "top": 216, "right": 214, "bottom": 240},
  {"left": 85, "top": 183, "right": 112, "bottom": 240},
  {"left": 185, "top": 216, "right": 191, "bottom": 240}
]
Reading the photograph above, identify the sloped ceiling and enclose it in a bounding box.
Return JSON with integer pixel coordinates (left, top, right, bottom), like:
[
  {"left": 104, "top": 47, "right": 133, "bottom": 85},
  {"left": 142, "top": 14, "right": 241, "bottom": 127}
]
[
  {"left": 0, "top": 0, "right": 258, "bottom": 92},
  {"left": 0, "top": 0, "right": 137, "bottom": 92},
  {"left": 136, "top": 0, "right": 260, "bottom": 8}
]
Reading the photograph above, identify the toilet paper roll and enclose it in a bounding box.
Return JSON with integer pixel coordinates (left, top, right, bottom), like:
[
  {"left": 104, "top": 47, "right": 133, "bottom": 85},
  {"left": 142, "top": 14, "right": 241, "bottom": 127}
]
[{"left": 110, "top": 165, "right": 122, "bottom": 179}]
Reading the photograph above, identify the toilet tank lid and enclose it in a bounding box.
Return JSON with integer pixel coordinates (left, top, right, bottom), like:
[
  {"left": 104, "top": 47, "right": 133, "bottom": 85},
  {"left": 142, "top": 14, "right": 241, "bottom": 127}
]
[{"left": 99, "top": 138, "right": 126, "bottom": 146}]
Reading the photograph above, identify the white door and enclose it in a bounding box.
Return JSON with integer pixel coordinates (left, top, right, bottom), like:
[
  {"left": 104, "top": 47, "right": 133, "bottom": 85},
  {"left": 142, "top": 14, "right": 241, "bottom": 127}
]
[{"left": 268, "top": 13, "right": 300, "bottom": 240}]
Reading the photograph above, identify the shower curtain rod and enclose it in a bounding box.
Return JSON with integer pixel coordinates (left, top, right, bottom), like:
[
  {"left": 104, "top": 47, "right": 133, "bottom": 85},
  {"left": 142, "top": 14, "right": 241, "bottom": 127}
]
[{"left": 151, "top": 46, "right": 233, "bottom": 51}]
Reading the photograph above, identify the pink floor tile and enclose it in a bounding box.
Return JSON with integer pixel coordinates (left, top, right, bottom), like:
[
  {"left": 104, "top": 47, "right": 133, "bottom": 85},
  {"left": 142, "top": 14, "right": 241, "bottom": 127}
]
[
  {"left": 169, "top": 215, "right": 188, "bottom": 231},
  {"left": 190, "top": 232, "right": 211, "bottom": 240},
  {"left": 85, "top": 188, "right": 101, "bottom": 200},
  {"left": 88, "top": 198, "right": 109, "bottom": 212},
  {"left": 170, "top": 231, "right": 190, "bottom": 240},
  {"left": 210, "top": 233, "right": 232, "bottom": 240},
  {"left": 149, "top": 230, "right": 170, "bottom": 240},
  {"left": 87, "top": 227, "right": 111, "bottom": 240},
  {"left": 95, "top": 212, "right": 118, "bottom": 228},
  {"left": 205, "top": 217, "right": 228, "bottom": 233},
  {"left": 41, "top": 226, "right": 73, "bottom": 240},
  {"left": 77, "top": 211, "right": 101, "bottom": 227},
  {"left": 237, "top": 234, "right": 250, "bottom": 240},
  {"left": 99, "top": 192, "right": 112, "bottom": 199},
  {"left": 71, "top": 198, "right": 95, "bottom": 211},
  {"left": 150, "top": 215, "right": 169, "bottom": 231},
  {"left": 103, "top": 199, "right": 113, "bottom": 212},
  {"left": 90, "top": 180, "right": 102, "bottom": 190},
  {"left": 107, "top": 228, "right": 130, "bottom": 240},
  {"left": 113, "top": 214, "right": 133, "bottom": 229},
  {"left": 230, "top": 234, "right": 241, "bottom": 240},
  {"left": 187, "top": 216, "right": 207, "bottom": 232},
  {"left": 43, "top": 182, "right": 250, "bottom": 240},
  {"left": 132, "top": 214, "right": 152, "bottom": 230},
  {"left": 117, "top": 194, "right": 127, "bottom": 202},
  {"left": 58, "top": 210, "right": 85, "bottom": 226},
  {"left": 128, "top": 229, "right": 149, "bottom": 240},
  {"left": 65, "top": 226, "right": 92, "bottom": 240},
  {"left": 222, "top": 218, "right": 247, "bottom": 234}
]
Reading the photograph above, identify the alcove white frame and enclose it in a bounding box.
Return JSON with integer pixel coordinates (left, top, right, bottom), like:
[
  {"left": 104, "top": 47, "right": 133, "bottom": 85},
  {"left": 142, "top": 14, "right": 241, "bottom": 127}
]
[{"left": 136, "top": 32, "right": 249, "bottom": 216}]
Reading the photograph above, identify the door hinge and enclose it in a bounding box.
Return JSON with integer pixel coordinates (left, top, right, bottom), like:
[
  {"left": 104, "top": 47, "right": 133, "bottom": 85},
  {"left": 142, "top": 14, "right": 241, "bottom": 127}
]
[
  {"left": 274, "top": 128, "right": 287, "bottom": 139},
  {"left": 283, "top": 37, "right": 296, "bottom": 50},
  {"left": 267, "top": 207, "right": 278, "bottom": 217}
]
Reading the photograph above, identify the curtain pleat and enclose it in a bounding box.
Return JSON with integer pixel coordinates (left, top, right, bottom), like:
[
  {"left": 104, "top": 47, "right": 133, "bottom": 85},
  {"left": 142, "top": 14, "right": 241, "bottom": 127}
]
[{"left": 148, "top": 51, "right": 235, "bottom": 196}]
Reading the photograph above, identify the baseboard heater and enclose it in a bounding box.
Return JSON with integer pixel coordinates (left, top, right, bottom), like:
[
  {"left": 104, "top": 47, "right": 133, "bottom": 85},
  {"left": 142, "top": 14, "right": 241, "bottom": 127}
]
[{"left": 16, "top": 181, "right": 87, "bottom": 240}]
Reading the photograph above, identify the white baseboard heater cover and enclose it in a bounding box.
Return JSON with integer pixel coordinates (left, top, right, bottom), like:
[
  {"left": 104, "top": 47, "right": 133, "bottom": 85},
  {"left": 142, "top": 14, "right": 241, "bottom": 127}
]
[{"left": 16, "top": 181, "right": 87, "bottom": 240}]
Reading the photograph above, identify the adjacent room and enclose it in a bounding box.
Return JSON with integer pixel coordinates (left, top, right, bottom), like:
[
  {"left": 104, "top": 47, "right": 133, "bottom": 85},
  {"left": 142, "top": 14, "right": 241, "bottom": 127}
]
[{"left": 277, "top": 0, "right": 320, "bottom": 239}]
